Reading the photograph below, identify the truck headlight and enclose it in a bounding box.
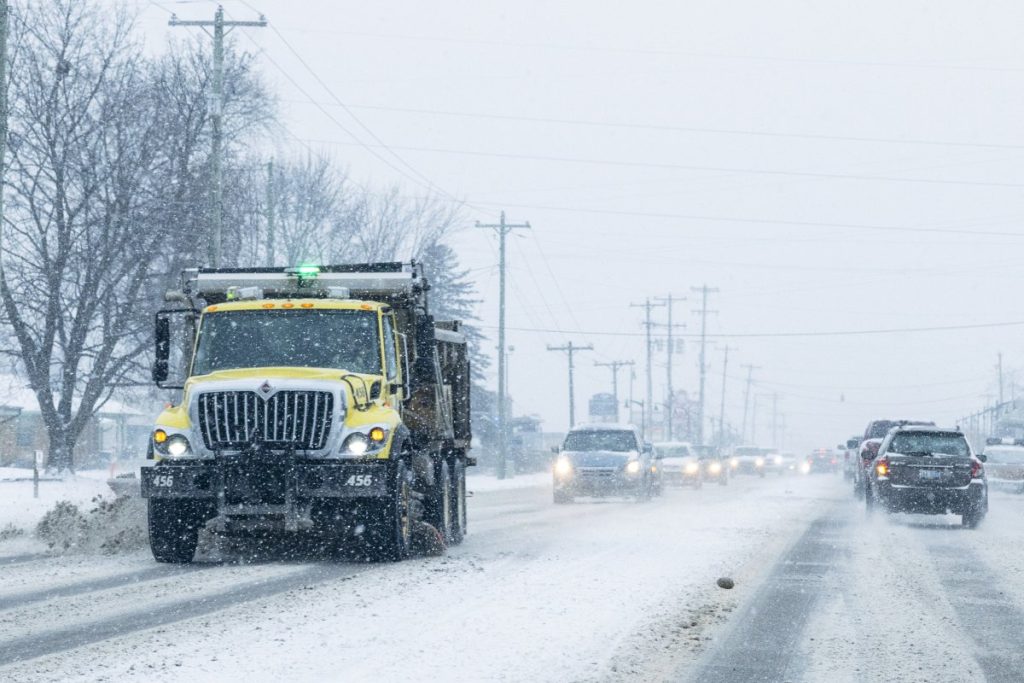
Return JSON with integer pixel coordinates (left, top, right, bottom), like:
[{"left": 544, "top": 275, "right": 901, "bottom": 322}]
[
  {"left": 554, "top": 457, "right": 573, "bottom": 477},
  {"left": 343, "top": 433, "right": 370, "bottom": 455},
  {"left": 153, "top": 430, "right": 193, "bottom": 458},
  {"left": 755, "top": 457, "right": 765, "bottom": 467},
  {"left": 709, "top": 462, "right": 722, "bottom": 474},
  {"left": 684, "top": 462, "right": 700, "bottom": 474},
  {"left": 165, "top": 435, "right": 192, "bottom": 458},
  {"left": 625, "top": 460, "right": 641, "bottom": 475},
  {"left": 774, "top": 455, "right": 783, "bottom": 465}
]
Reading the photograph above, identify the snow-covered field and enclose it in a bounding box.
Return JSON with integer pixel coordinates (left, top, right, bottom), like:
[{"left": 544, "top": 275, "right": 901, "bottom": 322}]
[{"left": 0, "top": 472, "right": 838, "bottom": 682}]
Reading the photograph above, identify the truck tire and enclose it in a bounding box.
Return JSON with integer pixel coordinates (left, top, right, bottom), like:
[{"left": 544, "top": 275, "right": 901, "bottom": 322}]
[
  {"left": 450, "top": 459, "right": 467, "bottom": 544},
  {"left": 425, "top": 460, "right": 455, "bottom": 543},
  {"left": 148, "top": 499, "right": 211, "bottom": 564},
  {"left": 366, "top": 460, "right": 412, "bottom": 562}
]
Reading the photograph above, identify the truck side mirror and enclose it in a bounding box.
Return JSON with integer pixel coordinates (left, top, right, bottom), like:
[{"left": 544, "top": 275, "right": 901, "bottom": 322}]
[
  {"left": 153, "top": 308, "right": 195, "bottom": 390},
  {"left": 413, "top": 315, "right": 437, "bottom": 385},
  {"left": 152, "top": 313, "right": 170, "bottom": 384}
]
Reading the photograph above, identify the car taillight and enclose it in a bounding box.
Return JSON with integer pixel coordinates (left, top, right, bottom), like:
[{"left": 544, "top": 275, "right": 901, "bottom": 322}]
[
  {"left": 970, "top": 459, "right": 983, "bottom": 479},
  {"left": 875, "top": 458, "right": 889, "bottom": 477}
]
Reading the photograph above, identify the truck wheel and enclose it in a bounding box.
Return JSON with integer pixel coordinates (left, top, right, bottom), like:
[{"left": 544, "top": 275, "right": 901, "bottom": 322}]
[
  {"left": 148, "top": 499, "right": 210, "bottom": 564},
  {"left": 449, "top": 459, "right": 467, "bottom": 544},
  {"left": 366, "top": 460, "right": 412, "bottom": 562},
  {"left": 553, "top": 489, "right": 574, "bottom": 504},
  {"left": 425, "top": 460, "right": 455, "bottom": 543}
]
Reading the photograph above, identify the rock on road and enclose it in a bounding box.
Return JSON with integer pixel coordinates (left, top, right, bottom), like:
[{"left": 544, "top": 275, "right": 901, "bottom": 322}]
[{"left": 1, "top": 473, "right": 1023, "bottom": 682}]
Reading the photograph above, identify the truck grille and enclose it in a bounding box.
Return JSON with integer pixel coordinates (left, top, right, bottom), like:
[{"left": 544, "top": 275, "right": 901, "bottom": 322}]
[{"left": 197, "top": 391, "right": 334, "bottom": 451}]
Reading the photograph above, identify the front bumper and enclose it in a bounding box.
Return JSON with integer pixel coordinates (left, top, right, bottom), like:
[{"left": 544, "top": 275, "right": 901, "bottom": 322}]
[
  {"left": 553, "top": 468, "right": 642, "bottom": 496},
  {"left": 141, "top": 459, "right": 389, "bottom": 501},
  {"left": 875, "top": 479, "right": 986, "bottom": 514},
  {"left": 663, "top": 469, "right": 702, "bottom": 486}
]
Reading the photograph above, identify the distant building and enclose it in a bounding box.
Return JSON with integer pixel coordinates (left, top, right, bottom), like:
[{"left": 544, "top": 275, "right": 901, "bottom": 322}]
[{"left": 0, "top": 376, "right": 153, "bottom": 468}]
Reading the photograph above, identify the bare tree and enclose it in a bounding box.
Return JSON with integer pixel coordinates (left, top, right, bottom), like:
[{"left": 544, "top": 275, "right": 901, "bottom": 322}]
[{"left": 1, "top": 1, "right": 171, "bottom": 470}]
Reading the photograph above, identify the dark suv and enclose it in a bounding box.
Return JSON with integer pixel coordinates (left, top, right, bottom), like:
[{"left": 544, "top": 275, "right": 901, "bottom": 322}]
[
  {"left": 854, "top": 419, "right": 934, "bottom": 497},
  {"left": 865, "top": 425, "right": 988, "bottom": 528}
]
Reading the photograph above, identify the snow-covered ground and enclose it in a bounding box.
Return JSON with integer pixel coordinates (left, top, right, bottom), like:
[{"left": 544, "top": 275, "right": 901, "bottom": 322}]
[
  {"left": 0, "top": 469, "right": 113, "bottom": 537},
  {"left": 0, "top": 473, "right": 837, "bottom": 682},
  {"left": 7, "top": 473, "right": 1020, "bottom": 682}
]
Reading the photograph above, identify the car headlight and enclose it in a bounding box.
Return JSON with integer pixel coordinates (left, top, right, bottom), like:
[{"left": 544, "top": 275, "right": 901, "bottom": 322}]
[
  {"left": 730, "top": 458, "right": 739, "bottom": 468},
  {"left": 800, "top": 462, "right": 811, "bottom": 474},
  {"left": 684, "top": 462, "right": 700, "bottom": 474},
  {"left": 625, "top": 460, "right": 641, "bottom": 475},
  {"left": 755, "top": 457, "right": 765, "bottom": 467},
  {"left": 774, "top": 455, "right": 783, "bottom": 465},
  {"left": 554, "top": 457, "right": 573, "bottom": 477},
  {"left": 709, "top": 462, "right": 722, "bottom": 474}
]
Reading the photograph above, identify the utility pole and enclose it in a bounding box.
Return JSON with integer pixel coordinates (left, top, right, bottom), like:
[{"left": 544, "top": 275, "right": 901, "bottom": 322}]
[
  {"left": 266, "top": 160, "right": 275, "bottom": 266},
  {"left": 170, "top": 6, "right": 267, "bottom": 267},
  {"left": 0, "top": 0, "right": 7, "bottom": 261},
  {"left": 548, "top": 342, "right": 594, "bottom": 428},
  {"left": 740, "top": 364, "right": 759, "bottom": 444},
  {"left": 690, "top": 285, "right": 719, "bottom": 445},
  {"left": 718, "top": 345, "right": 732, "bottom": 448},
  {"left": 631, "top": 299, "right": 665, "bottom": 441},
  {"left": 595, "top": 360, "right": 635, "bottom": 422},
  {"left": 654, "top": 295, "right": 685, "bottom": 440},
  {"left": 476, "top": 212, "right": 530, "bottom": 479},
  {"left": 771, "top": 393, "right": 780, "bottom": 449},
  {"left": 997, "top": 352, "right": 1005, "bottom": 407}
]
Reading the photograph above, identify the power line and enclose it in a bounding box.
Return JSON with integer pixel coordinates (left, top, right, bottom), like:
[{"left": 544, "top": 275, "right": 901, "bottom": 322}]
[
  {"left": 478, "top": 318, "right": 1024, "bottom": 339},
  {"left": 299, "top": 138, "right": 1024, "bottom": 189},
  {"left": 270, "top": 25, "right": 1024, "bottom": 73},
  {"left": 463, "top": 202, "right": 1024, "bottom": 239},
  {"left": 283, "top": 99, "right": 1024, "bottom": 151},
  {"left": 265, "top": 24, "right": 460, "bottom": 203}
]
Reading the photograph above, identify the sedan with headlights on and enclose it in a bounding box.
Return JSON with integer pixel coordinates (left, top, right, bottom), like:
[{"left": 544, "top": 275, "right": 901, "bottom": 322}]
[
  {"left": 654, "top": 442, "right": 703, "bottom": 488},
  {"left": 552, "top": 424, "right": 654, "bottom": 503},
  {"left": 730, "top": 445, "right": 768, "bottom": 478}
]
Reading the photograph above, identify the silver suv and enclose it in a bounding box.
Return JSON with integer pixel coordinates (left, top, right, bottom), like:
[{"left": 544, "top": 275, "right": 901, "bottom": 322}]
[{"left": 552, "top": 424, "right": 653, "bottom": 504}]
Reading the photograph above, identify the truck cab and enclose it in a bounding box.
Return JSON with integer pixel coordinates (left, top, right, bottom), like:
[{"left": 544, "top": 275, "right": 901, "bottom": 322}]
[{"left": 142, "top": 263, "right": 472, "bottom": 563}]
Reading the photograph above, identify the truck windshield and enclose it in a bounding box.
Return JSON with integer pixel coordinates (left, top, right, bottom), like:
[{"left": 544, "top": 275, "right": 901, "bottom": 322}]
[
  {"left": 889, "top": 432, "right": 969, "bottom": 457},
  {"left": 564, "top": 430, "right": 637, "bottom": 452},
  {"left": 192, "top": 309, "right": 381, "bottom": 376}
]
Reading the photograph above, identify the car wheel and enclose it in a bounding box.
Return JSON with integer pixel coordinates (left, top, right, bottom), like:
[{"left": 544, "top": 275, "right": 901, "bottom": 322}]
[
  {"left": 553, "top": 489, "right": 574, "bottom": 505},
  {"left": 864, "top": 482, "right": 875, "bottom": 515}
]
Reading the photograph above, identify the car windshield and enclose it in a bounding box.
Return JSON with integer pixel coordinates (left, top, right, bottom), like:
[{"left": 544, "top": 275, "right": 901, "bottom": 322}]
[
  {"left": 657, "top": 445, "right": 693, "bottom": 458},
  {"left": 564, "top": 430, "right": 637, "bottom": 452},
  {"left": 889, "top": 432, "right": 969, "bottom": 457},
  {"left": 734, "top": 447, "right": 761, "bottom": 457},
  {"left": 192, "top": 309, "right": 381, "bottom": 376}
]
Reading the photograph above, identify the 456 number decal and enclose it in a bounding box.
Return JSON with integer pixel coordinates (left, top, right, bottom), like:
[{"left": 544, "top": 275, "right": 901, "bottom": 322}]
[
  {"left": 152, "top": 474, "right": 175, "bottom": 488},
  {"left": 344, "top": 474, "right": 374, "bottom": 487}
]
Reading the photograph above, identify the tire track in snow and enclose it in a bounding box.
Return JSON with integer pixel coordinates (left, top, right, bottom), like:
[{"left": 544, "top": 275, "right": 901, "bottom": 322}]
[
  {"left": 0, "top": 562, "right": 371, "bottom": 666},
  {"left": 684, "top": 507, "right": 846, "bottom": 682},
  {"left": 925, "top": 541, "right": 1024, "bottom": 682},
  {"left": 0, "top": 564, "right": 207, "bottom": 611}
]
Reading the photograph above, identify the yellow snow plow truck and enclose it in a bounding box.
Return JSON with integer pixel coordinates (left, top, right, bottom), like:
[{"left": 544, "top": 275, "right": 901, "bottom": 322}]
[{"left": 141, "top": 263, "right": 472, "bottom": 562}]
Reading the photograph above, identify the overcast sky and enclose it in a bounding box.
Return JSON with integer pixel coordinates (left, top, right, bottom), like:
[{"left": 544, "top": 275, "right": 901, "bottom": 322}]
[{"left": 134, "top": 0, "right": 1024, "bottom": 451}]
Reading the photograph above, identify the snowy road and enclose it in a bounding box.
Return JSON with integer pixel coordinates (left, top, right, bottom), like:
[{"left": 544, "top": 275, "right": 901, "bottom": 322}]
[{"left": 1, "top": 474, "right": 1023, "bottom": 681}]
